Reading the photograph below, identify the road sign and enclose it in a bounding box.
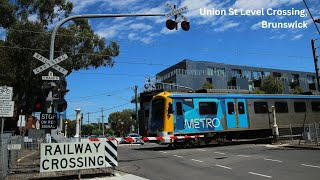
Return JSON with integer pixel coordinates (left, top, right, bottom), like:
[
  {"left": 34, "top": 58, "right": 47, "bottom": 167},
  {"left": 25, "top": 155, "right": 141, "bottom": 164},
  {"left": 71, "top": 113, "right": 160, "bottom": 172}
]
[
  {"left": 7, "top": 144, "right": 22, "bottom": 150},
  {"left": 0, "top": 100, "right": 14, "bottom": 117},
  {"left": 40, "top": 113, "right": 57, "bottom": 129},
  {"left": 40, "top": 142, "right": 106, "bottom": 172},
  {"left": 0, "top": 86, "right": 13, "bottom": 100},
  {"left": 42, "top": 71, "right": 60, "bottom": 81},
  {"left": 33, "top": 53, "right": 68, "bottom": 75},
  {"left": 165, "top": 3, "right": 188, "bottom": 21}
]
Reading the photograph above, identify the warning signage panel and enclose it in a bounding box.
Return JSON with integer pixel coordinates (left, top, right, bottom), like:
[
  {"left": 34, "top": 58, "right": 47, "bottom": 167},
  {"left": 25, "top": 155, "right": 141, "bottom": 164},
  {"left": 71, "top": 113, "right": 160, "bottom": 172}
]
[
  {"left": 40, "top": 142, "right": 106, "bottom": 172},
  {"left": 40, "top": 113, "right": 57, "bottom": 129},
  {"left": 0, "top": 100, "right": 14, "bottom": 117}
]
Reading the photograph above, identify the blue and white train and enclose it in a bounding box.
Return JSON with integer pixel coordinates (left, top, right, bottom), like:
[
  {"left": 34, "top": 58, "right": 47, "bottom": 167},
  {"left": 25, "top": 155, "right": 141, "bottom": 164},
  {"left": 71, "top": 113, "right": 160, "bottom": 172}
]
[{"left": 147, "top": 91, "right": 320, "bottom": 145}]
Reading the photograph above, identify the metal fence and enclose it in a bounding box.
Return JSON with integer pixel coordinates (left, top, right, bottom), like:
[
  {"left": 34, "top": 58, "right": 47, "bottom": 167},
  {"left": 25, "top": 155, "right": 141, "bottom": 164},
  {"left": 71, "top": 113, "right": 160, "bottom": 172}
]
[{"left": 278, "top": 123, "right": 320, "bottom": 145}]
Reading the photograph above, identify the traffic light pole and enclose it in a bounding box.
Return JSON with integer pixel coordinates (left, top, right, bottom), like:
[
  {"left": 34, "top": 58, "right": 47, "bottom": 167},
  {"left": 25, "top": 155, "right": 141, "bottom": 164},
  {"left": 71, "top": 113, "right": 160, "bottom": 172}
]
[{"left": 49, "top": 13, "right": 166, "bottom": 63}]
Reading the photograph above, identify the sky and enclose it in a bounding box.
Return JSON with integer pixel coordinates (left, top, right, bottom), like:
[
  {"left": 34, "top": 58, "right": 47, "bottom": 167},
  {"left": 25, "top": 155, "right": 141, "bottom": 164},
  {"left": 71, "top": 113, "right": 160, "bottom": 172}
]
[{"left": 2, "top": 0, "right": 320, "bottom": 123}]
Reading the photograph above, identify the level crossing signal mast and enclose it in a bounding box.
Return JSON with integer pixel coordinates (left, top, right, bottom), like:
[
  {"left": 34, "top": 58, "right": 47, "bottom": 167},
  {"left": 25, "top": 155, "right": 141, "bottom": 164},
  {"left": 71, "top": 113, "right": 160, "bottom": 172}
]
[{"left": 165, "top": 4, "right": 190, "bottom": 31}]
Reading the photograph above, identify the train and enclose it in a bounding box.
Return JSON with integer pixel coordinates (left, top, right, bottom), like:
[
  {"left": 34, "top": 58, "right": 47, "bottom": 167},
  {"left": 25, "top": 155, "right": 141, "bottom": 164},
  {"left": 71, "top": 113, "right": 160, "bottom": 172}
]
[{"left": 147, "top": 91, "right": 320, "bottom": 146}]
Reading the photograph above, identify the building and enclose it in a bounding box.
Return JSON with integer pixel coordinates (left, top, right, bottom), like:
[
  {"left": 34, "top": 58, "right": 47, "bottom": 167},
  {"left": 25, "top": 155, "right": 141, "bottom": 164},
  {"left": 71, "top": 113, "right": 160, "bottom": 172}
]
[
  {"left": 156, "top": 59, "right": 318, "bottom": 93},
  {"left": 137, "top": 59, "right": 318, "bottom": 136}
]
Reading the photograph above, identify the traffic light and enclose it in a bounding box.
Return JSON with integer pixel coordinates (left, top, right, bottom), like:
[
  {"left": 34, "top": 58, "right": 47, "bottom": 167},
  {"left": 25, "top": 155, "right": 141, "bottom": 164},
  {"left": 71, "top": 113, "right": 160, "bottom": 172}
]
[
  {"left": 55, "top": 98, "right": 68, "bottom": 112},
  {"left": 33, "top": 97, "right": 46, "bottom": 112},
  {"left": 41, "top": 82, "right": 55, "bottom": 97},
  {"left": 53, "top": 85, "right": 69, "bottom": 112},
  {"left": 181, "top": 21, "right": 190, "bottom": 31},
  {"left": 166, "top": 19, "right": 177, "bottom": 30}
]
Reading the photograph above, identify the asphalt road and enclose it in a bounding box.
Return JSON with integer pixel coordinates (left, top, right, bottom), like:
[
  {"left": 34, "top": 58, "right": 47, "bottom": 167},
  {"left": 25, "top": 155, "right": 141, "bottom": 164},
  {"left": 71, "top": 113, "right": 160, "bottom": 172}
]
[{"left": 116, "top": 143, "right": 320, "bottom": 180}]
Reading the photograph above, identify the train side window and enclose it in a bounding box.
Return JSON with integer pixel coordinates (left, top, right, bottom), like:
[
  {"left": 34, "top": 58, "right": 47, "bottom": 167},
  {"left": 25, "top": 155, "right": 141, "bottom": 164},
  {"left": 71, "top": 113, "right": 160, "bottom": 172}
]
[
  {"left": 294, "top": 102, "right": 306, "bottom": 112},
  {"left": 254, "top": 102, "right": 268, "bottom": 113},
  {"left": 275, "top": 102, "right": 288, "bottom": 113},
  {"left": 311, "top": 102, "right": 320, "bottom": 112},
  {"left": 227, "top": 102, "right": 234, "bottom": 114},
  {"left": 199, "top": 102, "right": 217, "bottom": 115},
  {"left": 238, "top": 102, "right": 245, "bottom": 114},
  {"left": 176, "top": 102, "right": 183, "bottom": 115}
]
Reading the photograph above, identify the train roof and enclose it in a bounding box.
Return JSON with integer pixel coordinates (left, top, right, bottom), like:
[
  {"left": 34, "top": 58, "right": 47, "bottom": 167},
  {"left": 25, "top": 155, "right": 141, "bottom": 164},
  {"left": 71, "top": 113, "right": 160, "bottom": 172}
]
[{"left": 168, "top": 93, "right": 320, "bottom": 99}]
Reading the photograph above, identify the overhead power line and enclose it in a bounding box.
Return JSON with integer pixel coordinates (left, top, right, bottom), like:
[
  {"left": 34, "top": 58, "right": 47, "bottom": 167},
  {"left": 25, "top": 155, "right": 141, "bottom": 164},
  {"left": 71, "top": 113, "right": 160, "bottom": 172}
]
[{"left": 303, "top": 0, "right": 320, "bottom": 34}]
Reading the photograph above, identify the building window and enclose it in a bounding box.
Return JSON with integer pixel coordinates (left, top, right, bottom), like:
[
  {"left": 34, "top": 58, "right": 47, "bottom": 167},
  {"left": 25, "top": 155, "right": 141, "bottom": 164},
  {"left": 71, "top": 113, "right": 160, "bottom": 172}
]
[
  {"left": 176, "top": 102, "right": 183, "bottom": 115},
  {"left": 263, "top": 72, "right": 271, "bottom": 77},
  {"left": 216, "top": 68, "right": 225, "bottom": 76},
  {"left": 275, "top": 102, "right": 288, "bottom": 113},
  {"left": 273, "top": 72, "right": 282, "bottom": 78},
  {"left": 199, "top": 102, "right": 217, "bottom": 115},
  {"left": 207, "top": 67, "right": 214, "bottom": 76},
  {"left": 294, "top": 102, "right": 306, "bottom": 112},
  {"left": 291, "top": 74, "right": 299, "bottom": 82},
  {"left": 254, "top": 102, "right": 268, "bottom": 113},
  {"left": 243, "top": 70, "right": 252, "bottom": 80},
  {"left": 307, "top": 75, "right": 315, "bottom": 83},
  {"left": 238, "top": 102, "right": 245, "bottom": 114},
  {"left": 227, "top": 102, "right": 234, "bottom": 114},
  {"left": 311, "top": 102, "right": 320, "bottom": 112},
  {"left": 253, "top": 71, "right": 262, "bottom": 80},
  {"left": 232, "top": 69, "right": 242, "bottom": 78},
  {"left": 206, "top": 78, "right": 212, "bottom": 83}
]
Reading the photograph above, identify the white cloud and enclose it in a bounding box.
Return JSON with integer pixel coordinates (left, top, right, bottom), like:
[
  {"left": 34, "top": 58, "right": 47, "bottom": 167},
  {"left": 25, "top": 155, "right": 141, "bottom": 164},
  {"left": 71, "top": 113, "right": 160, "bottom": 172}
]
[
  {"left": 213, "top": 22, "right": 240, "bottom": 32},
  {"left": 269, "top": 34, "right": 286, "bottom": 40},
  {"left": 129, "top": 23, "right": 152, "bottom": 31},
  {"left": 291, "top": 34, "right": 303, "bottom": 40},
  {"left": 160, "top": 27, "right": 177, "bottom": 34},
  {"left": 251, "top": 22, "right": 262, "bottom": 30}
]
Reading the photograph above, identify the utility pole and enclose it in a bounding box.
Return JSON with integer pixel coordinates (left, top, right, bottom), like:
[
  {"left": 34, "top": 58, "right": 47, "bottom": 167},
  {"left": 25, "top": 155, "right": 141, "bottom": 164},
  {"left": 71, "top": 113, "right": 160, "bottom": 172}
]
[
  {"left": 97, "top": 118, "right": 100, "bottom": 131},
  {"left": 87, "top": 112, "right": 90, "bottom": 124},
  {"left": 134, "top": 85, "right": 139, "bottom": 134},
  {"left": 101, "top": 108, "right": 104, "bottom": 136},
  {"left": 311, "top": 39, "right": 320, "bottom": 91}
]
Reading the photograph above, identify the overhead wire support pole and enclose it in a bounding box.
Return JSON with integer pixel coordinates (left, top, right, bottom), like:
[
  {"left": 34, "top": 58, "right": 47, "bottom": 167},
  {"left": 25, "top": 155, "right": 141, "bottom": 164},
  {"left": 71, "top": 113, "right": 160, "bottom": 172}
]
[
  {"left": 311, "top": 39, "right": 320, "bottom": 91},
  {"left": 303, "top": 0, "right": 320, "bottom": 34},
  {"left": 134, "top": 85, "right": 139, "bottom": 134},
  {"left": 49, "top": 13, "right": 166, "bottom": 62}
]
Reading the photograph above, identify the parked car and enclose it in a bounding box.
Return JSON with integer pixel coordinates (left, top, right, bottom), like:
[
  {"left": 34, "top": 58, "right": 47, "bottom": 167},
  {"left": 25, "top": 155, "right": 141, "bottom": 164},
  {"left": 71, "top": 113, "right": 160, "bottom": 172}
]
[{"left": 125, "top": 133, "right": 144, "bottom": 145}]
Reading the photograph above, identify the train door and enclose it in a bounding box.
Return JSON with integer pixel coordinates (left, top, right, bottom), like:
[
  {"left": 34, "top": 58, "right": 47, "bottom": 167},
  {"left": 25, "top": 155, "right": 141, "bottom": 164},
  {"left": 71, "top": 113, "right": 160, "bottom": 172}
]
[
  {"left": 225, "top": 99, "right": 249, "bottom": 129},
  {"left": 174, "top": 100, "right": 185, "bottom": 130}
]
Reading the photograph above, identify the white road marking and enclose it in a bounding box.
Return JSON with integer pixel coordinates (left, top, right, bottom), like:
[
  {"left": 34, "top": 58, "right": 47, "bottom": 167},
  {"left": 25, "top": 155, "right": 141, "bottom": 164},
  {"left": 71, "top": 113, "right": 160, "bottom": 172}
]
[
  {"left": 215, "top": 164, "right": 232, "bottom": 169},
  {"left": 159, "top": 151, "right": 167, "bottom": 154},
  {"left": 191, "top": 159, "right": 203, "bottom": 163},
  {"left": 197, "top": 149, "right": 206, "bottom": 151},
  {"left": 214, "top": 152, "right": 226, "bottom": 155},
  {"left": 301, "top": 164, "right": 320, "bottom": 168},
  {"left": 264, "top": 158, "right": 283, "bottom": 163},
  {"left": 237, "top": 154, "right": 250, "bottom": 158},
  {"left": 249, "top": 172, "right": 272, "bottom": 178},
  {"left": 173, "top": 155, "right": 183, "bottom": 158},
  {"left": 17, "top": 151, "right": 37, "bottom": 163}
]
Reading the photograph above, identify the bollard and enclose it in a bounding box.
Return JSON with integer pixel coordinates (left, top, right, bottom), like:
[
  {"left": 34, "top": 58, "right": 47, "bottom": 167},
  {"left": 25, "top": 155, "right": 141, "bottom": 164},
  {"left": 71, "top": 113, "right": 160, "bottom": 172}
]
[{"left": 271, "top": 106, "right": 279, "bottom": 144}]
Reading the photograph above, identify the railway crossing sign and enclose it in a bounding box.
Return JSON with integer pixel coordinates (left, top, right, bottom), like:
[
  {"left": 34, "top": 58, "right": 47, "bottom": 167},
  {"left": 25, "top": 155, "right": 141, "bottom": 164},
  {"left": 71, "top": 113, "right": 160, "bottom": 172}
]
[
  {"left": 42, "top": 71, "right": 60, "bottom": 81},
  {"left": 165, "top": 3, "right": 188, "bottom": 21},
  {"left": 33, "top": 53, "right": 68, "bottom": 75}
]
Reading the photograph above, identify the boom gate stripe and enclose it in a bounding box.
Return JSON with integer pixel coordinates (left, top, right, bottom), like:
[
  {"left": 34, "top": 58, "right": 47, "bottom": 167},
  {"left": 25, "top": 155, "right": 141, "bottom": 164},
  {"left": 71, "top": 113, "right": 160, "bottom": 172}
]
[{"left": 105, "top": 141, "right": 118, "bottom": 167}]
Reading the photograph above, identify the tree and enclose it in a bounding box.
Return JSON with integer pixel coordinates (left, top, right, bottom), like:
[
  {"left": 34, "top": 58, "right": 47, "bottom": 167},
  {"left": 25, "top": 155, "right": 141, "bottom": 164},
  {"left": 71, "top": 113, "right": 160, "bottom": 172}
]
[
  {"left": 260, "top": 75, "right": 284, "bottom": 94},
  {"left": 201, "top": 82, "right": 214, "bottom": 89},
  {"left": 0, "top": 1, "right": 120, "bottom": 127},
  {"left": 291, "top": 86, "right": 304, "bottom": 94},
  {"left": 108, "top": 109, "right": 134, "bottom": 137}
]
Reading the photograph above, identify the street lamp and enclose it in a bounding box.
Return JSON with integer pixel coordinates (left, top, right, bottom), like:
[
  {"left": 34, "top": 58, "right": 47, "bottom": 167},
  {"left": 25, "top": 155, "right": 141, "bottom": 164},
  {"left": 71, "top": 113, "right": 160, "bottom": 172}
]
[{"left": 64, "top": 121, "right": 68, "bottom": 138}]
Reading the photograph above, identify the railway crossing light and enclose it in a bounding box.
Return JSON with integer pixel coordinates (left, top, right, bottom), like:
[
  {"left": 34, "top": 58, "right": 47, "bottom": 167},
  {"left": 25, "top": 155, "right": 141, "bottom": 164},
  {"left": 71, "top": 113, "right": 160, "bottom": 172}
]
[
  {"left": 33, "top": 98, "right": 46, "bottom": 112},
  {"left": 53, "top": 86, "right": 69, "bottom": 112},
  {"left": 181, "top": 21, "right": 190, "bottom": 31},
  {"left": 315, "top": 19, "right": 320, "bottom": 23},
  {"left": 166, "top": 19, "right": 177, "bottom": 30}
]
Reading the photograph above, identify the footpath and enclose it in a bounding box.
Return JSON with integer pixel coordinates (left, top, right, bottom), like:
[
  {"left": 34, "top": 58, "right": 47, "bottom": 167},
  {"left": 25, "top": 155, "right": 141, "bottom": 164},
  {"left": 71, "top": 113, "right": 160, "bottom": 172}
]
[{"left": 5, "top": 141, "right": 319, "bottom": 180}]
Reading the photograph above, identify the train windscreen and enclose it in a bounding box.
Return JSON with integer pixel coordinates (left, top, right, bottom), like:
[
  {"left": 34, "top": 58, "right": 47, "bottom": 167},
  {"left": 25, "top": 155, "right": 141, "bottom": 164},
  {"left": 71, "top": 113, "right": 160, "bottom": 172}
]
[{"left": 150, "top": 99, "right": 164, "bottom": 130}]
